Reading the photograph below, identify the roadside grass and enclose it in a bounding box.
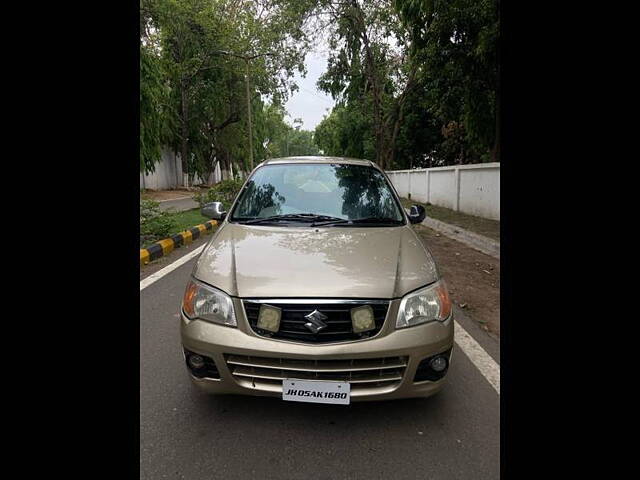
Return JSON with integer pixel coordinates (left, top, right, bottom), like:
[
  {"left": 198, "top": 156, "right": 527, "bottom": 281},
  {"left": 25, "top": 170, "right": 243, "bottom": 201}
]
[
  {"left": 400, "top": 197, "right": 500, "bottom": 241},
  {"left": 166, "top": 208, "right": 210, "bottom": 233},
  {"left": 140, "top": 208, "right": 213, "bottom": 249}
]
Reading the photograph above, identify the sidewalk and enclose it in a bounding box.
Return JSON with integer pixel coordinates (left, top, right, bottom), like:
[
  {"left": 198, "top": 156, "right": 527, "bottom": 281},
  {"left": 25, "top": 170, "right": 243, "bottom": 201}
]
[
  {"left": 400, "top": 198, "right": 499, "bottom": 241},
  {"left": 141, "top": 189, "right": 201, "bottom": 212},
  {"left": 157, "top": 197, "right": 199, "bottom": 212},
  {"left": 422, "top": 216, "right": 499, "bottom": 258},
  {"left": 401, "top": 198, "right": 499, "bottom": 258},
  {"left": 141, "top": 189, "right": 195, "bottom": 202}
]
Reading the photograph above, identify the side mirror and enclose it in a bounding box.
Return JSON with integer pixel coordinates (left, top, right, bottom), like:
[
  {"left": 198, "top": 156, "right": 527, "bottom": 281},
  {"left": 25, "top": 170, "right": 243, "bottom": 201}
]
[
  {"left": 201, "top": 201, "right": 226, "bottom": 220},
  {"left": 408, "top": 205, "right": 426, "bottom": 224}
]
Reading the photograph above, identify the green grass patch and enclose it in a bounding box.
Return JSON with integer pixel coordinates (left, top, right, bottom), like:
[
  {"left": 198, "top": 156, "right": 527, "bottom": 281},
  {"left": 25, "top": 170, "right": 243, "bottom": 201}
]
[
  {"left": 165, "top": 208, "right": 211, "bottom": 234},
  {"left": 400, "top": 197, "right": 500, "bottom": 241},
  {"left": 140, "top": 208, "right": 213, "bottom": 249}
]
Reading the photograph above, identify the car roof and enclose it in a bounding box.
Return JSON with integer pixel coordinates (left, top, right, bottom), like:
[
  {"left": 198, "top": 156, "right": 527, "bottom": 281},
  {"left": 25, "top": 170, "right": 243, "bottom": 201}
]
[{"left": 259, "top": 156, "right": 378, "bottom": 168}]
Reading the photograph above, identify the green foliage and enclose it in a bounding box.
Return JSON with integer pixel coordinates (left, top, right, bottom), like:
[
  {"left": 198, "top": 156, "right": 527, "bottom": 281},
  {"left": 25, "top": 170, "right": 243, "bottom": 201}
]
[
  {"left": 312, "top": 0, "right": 420, "bottom": 168},
  {"left": 140, "top": 23, "right": 169, "bottom": 173},
  {"left": 140, "top": 199, "right": 177, "bottom": 245},
  {"left": 193, "top": 179, "right": 244, "bottom": 210},
  {"left": 313, "top": 0, "right": 499, "bottom": 168},
  {"left": 254, "top": 102, "right": 319, "bottom": 159},
  {"left": 142, "top": 0, "right": 318, "bottom": 181},
  {"left": 315, "top": 103, "right": 375, "bottom": 160},
  {"left": 141, "top": 0, "right": 498, "bottom": 177},
  {"left": 396, "top": 0, "right": 499, "bottom": 163},
  {"left": 139, "top": 204, "right": 213, "bottom": 248},
  {"left": 284, "top": 128, "right": 320, "bottom": 157}
]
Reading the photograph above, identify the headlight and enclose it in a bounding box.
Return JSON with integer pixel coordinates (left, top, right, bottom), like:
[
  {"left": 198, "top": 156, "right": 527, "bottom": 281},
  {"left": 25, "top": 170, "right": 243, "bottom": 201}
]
[
  {"left": 396, "top": 280, "right": 452, "bottom": 329},
  {"left": 182, "top": 278, "right": 237, "bottom": 327}
]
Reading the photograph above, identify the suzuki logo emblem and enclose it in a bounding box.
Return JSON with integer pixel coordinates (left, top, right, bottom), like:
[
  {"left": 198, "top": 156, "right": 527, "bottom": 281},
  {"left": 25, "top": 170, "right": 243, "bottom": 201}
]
[{"left": 304, "top": 310, "right": 328, "bottom": 333}]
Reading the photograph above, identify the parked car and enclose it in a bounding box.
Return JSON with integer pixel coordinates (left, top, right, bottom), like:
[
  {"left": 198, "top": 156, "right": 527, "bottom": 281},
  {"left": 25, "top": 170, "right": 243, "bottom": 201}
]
[{"left": 181, "top": 156, "right": 454, "bottom": 404}]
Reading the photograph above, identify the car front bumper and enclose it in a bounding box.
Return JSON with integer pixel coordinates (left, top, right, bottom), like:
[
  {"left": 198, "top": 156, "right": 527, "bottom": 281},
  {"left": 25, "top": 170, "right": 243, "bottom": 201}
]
[{"left": 180, "top": 298, "right": 454, "bottom": 402}]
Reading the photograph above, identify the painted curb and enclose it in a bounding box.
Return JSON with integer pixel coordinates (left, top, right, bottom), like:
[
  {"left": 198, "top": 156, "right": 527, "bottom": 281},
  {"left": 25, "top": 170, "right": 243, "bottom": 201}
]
[{"left": 140, "top": 220, "right": 218, "bottom": 266}]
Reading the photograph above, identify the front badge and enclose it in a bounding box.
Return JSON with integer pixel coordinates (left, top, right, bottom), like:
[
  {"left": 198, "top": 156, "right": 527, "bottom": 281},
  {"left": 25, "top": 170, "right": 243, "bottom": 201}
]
[{"left": 304, "top": 310, "right": 328, "bottom": 333}]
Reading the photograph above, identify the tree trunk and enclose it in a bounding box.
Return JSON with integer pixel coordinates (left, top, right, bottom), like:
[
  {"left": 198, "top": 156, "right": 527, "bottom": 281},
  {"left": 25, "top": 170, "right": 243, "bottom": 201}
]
[
  {"left": 180, "top": 80, "right": 189, "bottom": 177},
  {"left": 174, "top": 150, "right": 180, "bottom": 188},
  {"left": 220, "top": 150, "right": 230, "bottom": 181},
  {"left": 349, "top": 0, "right": 416, "bottom": 170},
  {"left": 352, "top": 2, "right": 386, "bottom": 169}
]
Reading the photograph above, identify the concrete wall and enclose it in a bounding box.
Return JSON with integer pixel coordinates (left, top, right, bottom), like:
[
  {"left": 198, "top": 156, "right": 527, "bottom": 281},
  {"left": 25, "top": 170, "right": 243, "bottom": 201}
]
[
  {"left": 386, "top": 162, "right": 500, "bottom": 220},
  {"left": 140, "top": 148, "right": 222, "bottom": 190}
]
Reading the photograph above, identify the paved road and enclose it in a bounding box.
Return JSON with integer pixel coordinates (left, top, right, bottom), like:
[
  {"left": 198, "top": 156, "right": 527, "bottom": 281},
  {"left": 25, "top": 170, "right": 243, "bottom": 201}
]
[
  {"left": 140, "top": 251, "right": 500, "bottom": 480},
  {"left": 158, "top": 197, "right": 199, "bottom": 212}
]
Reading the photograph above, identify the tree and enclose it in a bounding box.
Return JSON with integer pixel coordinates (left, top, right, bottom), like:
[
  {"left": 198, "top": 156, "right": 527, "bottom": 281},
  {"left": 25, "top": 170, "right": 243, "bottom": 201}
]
[
  {"left": 315, "top": 102, "right": 375, "bottom": 159},
  {"left": 142, "top": 0, "right": 317, "bottom": 182},
  {"left": 313, "top": 0, "right": 499, "bottom": 168},
  {"left": 314, "top": 0, "right": 418, "bottom": 169},
  {"left": 395, "top": 0, "right": 499, "bottom": 162},
  {"left": 140, "top": 44, "right": 168, "bottom": 174},
  {"left": 254, "top": 103, "right": 319, "bottom": 159},
  {"left": 140, "top": 1, "right": 169, "bottom": 174},
  {"left": 141, "top": 0, "right": 499, "bottom": 178}
]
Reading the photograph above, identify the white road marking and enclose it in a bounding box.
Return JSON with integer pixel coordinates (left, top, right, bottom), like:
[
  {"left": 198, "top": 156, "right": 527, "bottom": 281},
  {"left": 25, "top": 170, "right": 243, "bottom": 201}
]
[
  {"left": 140, "top": 244, "right": 500, "bottom": 395},
  {"left": 454, "top": 320, "right": 500, "bottom": 395},
  {"left": 140, "top": 245, "right": 206, "bottom": 291}
]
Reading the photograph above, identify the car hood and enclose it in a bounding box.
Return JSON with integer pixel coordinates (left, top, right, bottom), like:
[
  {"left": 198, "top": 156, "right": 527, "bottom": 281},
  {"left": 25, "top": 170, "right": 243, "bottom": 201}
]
[{"left": 194, "top": 223, "right": 439, "bottom": 299}]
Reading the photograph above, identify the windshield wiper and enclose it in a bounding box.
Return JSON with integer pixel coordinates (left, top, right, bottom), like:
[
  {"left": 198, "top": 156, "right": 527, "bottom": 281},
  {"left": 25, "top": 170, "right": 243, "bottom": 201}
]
[
  {"left": 240, "top": 214, "right": 344, "bottom": 225},
  {"left": 311, "top": 217, "right": 404, "bottom": 227}
]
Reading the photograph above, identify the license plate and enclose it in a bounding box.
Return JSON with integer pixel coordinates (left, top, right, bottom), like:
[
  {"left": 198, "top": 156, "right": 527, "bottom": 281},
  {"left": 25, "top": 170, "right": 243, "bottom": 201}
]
[{"left": 282, "top": 379, "right": 351, "bottom": 405}]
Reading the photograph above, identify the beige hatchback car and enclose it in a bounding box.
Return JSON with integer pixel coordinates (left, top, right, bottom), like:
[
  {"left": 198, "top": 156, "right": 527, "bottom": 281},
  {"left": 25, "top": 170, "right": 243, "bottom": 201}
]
[{"left": 181, "top": 157, "right": 454, "bottom": 404}]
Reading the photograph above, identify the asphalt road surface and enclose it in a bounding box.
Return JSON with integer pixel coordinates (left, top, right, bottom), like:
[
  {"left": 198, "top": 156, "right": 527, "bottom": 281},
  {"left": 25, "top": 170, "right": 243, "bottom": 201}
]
[{"left": 140, "top": 249, "right": 500, "bottom": 480}]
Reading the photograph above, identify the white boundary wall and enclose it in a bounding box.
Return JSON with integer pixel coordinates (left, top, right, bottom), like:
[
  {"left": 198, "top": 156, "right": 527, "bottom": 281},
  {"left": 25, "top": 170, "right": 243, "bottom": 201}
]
[
  {"left": 386, "top": 162, "right": 500, "bottom": 220},
  {"left": 140, "top": 148, "right": 222, "bottom": 190}
]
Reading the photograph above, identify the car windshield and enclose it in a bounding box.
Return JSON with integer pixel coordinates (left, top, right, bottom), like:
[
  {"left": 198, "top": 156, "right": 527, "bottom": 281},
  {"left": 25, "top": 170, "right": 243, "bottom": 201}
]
[{"left": 230, "top": 163, "right": 404, "bottom": 224}]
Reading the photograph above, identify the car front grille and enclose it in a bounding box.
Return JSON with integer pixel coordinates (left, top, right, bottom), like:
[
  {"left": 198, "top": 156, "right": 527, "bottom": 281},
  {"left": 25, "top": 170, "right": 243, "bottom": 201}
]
[
  {"left": 225, "top": 354, "right": 408, "bottom": 392},
  {"left": 242, "top": 300, "right": 389, "bottom": 344}
]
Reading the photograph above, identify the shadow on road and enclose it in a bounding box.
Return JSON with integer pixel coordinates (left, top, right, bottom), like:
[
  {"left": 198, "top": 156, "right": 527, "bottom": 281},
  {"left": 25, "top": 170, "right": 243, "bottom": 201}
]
[
  {"left": 141, "top": 358, "right": 498, "bottom": 479},
  {"left": 187, "top": 384, "right": 450, "bottom": 433}
]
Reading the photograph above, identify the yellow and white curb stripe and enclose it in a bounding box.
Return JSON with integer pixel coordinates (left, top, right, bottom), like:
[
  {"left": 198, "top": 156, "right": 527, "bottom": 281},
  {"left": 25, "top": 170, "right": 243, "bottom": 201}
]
[{"left": 140, "top": 220, "right": 217, "bottom": 266}]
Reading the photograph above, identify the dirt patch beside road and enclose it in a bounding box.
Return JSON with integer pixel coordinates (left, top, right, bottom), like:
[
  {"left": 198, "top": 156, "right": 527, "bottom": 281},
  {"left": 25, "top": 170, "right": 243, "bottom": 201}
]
[{"left": 413, "top": 224, "right": 500, "bottom": 337}]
